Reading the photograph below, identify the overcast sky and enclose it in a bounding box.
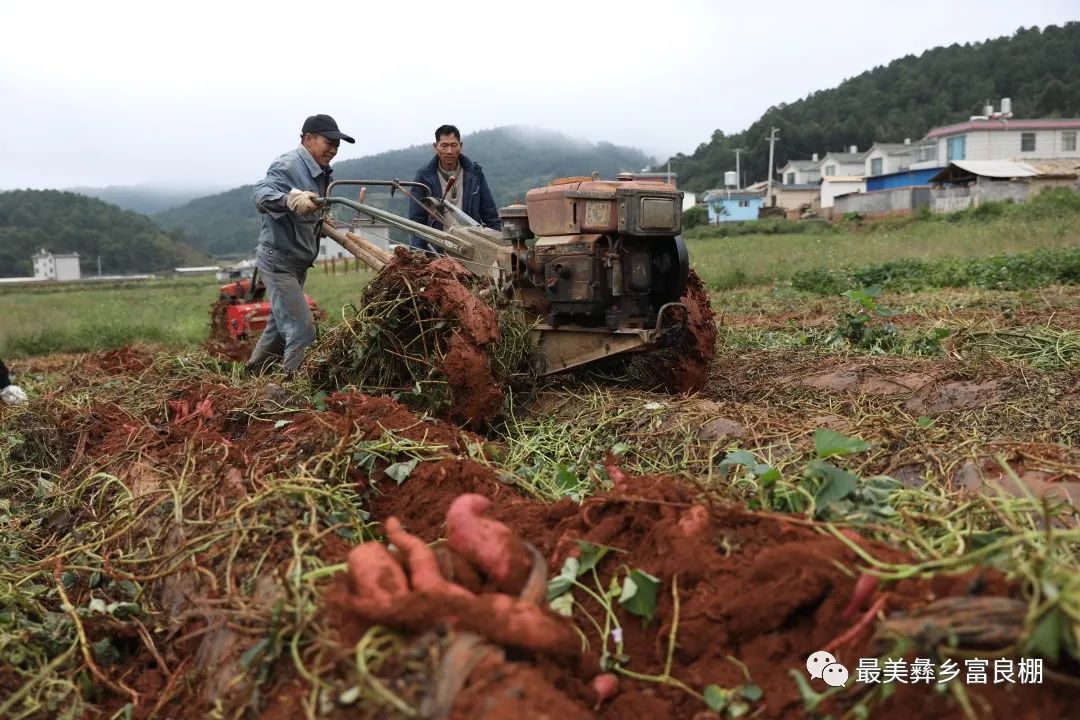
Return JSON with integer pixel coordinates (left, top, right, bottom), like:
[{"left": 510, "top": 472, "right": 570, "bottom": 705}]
[{"left": 1, "top": 0, "right": 1076, "bottom": 190}]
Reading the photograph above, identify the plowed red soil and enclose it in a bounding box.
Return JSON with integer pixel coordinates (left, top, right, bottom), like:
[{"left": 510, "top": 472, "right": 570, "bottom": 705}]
[
  {"left": 326, "top": 461, "right": 1073, "bottom": 719},
  {"left": 379, "top": 249, "right": 505, "bottom": 426}
]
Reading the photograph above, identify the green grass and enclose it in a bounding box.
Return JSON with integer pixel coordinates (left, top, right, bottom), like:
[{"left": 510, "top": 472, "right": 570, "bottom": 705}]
[
  {"left": 687, "top": 193, "right": 1080, "bottom": 290},
  {"left": 0, "top": 269, "right": 371, "bottom": 358}
]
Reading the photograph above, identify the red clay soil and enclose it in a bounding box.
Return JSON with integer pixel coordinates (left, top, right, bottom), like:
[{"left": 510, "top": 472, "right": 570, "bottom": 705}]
[
  {"left": 671, "top": 269, "right": 719, "bottom": 393},
  {"left": 371, "top": 250, "right": 506, "bottom": 426},
  {"left": 325, "top": 460, "right": 1077, "bottom": 719},
  {"left": 79, "top": 346, "right": 156, "bottom": 374},
  {"left": 27, "top": 356, "right": 1077, "bottom": 719}
]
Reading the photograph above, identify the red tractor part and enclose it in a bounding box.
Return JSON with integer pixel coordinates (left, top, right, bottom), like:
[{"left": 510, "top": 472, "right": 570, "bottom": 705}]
[{"left": 216, "top": 273, "right": 321, "bottom": 340}]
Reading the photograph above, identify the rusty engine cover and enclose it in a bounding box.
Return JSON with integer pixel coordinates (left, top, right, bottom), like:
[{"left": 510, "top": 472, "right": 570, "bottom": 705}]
[
  {"left": 515, "top": 178, "right": 686, "bottom": 329},
  {"left": 525, "top": 179, "right": 682, "bottom": 237}
]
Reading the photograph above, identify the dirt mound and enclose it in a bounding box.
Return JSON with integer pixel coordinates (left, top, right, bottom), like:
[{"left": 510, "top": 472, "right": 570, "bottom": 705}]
[
  {"left": 319, "top": 471, "right": 1073, "bottom": 719},
  {"left": 79, "top": 346, "right": 156, "bottom": 374},
  {"left": 309, "top": 248, "right": 514, "bottom": 428}
]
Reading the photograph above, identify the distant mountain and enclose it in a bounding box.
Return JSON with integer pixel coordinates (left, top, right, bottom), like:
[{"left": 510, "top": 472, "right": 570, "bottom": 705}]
[
  {"left": 664, "top": 22, "right": 1080, "bottom": 191},
  {"left": 153, "top": 126, "right": 654, "bottom": 258},
  {"left": 0, "top": 190, "right": 209, "bottom": 278},
  {"left": 68, "top": 184, "right": 229, "bottom": 215}
]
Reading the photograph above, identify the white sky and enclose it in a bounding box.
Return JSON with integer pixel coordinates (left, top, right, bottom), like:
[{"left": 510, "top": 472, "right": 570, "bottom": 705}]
[{"left": 1, "top": 0, "right": 1076, "bottom": 189}]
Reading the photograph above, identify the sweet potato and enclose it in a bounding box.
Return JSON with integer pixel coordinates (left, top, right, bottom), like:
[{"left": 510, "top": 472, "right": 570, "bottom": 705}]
[
  {"left": 344, "top": 509, "right": 579, "bottom": 659},
  {"left": 842, "top": 573, "right": 879, "bottom": 621},
  {"left": 591, "top": 673, "right": 619, "bottom": 704},
  {"left": 386, "top": 517, "right": 471, "bottom": 599},
  {"left": 346, "top": 541, "right": 409, "bottom": 614},
  {"left": 446, "top": 494, "right": 531, "bottom": 593}
]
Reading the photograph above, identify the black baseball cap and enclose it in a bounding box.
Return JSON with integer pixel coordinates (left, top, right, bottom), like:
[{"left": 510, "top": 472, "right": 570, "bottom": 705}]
[{"left": 301, "top": 114, "right": 355, "bottom": 143}]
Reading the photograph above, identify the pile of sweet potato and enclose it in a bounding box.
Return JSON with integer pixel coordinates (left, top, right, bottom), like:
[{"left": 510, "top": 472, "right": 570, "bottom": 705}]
[{"left": 342, "top": 494, "right": 578, "bottom": 657}]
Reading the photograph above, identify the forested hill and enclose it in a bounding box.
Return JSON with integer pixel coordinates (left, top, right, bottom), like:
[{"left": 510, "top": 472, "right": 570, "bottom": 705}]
[
  {"left": 667, "top": 22, "right": 1080, "bottom": 192},
  {"left": 68, "top": 184, "right": 227, "bottom": 215},
  {"left": 153, "top": 126, "right": 653, "bottom": 258},
  {"left": 0, "top": 190, "right": 209, "bottom": 278}
]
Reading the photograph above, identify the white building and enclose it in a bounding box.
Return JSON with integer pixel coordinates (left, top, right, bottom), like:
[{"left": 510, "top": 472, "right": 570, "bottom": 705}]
[
  {"left": 818, "top": 149, "right": 867, "bottom": 178},
  {"left": 911, "top": 118, "right": 1080, "bottom": 170},
  {"left": 777, "top": 156, "right": 821, "bottom": 185},
  {"left": 863, "top": 142, "right": 912, "bottom": 177},
  {"left": 32, "top": 249, "right": 81, "bottom": 281},
  {"left": 820, "top": 176, "right": 867, "bottom": 212}
]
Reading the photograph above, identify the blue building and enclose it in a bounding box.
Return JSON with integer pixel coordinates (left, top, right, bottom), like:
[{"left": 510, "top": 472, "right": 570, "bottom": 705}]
[
  {"left": 865, "top": 167, "right": 944, "bottom": 192},
  {"left": 702, "top": 189, "right": 766, "bottom": 223}
]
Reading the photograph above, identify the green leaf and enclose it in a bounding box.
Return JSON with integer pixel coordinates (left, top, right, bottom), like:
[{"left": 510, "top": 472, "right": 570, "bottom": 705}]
[
  {"left": 384, "top": 458, "right": 419, "bottom": 485},
  {"left": 610, "top": 442, "right": 630, "bottom": 457},
  {"left": 619, "top": 569, "right": 660, "bottom": 623},
  {"left": 554, "top": 464, "right": 579, "bottom": 495},
  {"left": 92, "top": 637, "right": 121, "bottom": 666},
  {"left": 728, "top": 700, "right": 751, "bottom": 718},
  {"left": 813, "top": 429, "right": 870, "bottom": 459},
  {"left": 576, "top": 541, "right": 613, "bottom": 575},
  {"left": 106, "top": 602, "right": 141, "bottom": 619},
  {"left": 240, "top": 638, "right": 271, "bottom": 669},
  {"left": 739, "top": 684, "right": 763, "bottom": 702},
  {"left": 718, "top": 450, "right": 775, "bottom": 478},
  {"left": 703, "top": 684, "right": 729, "bottom": 712},
  {"left": 788, "top": 669, "right": 825, "bottom": 711},
  {"left": 806, "top": 461, "right": 859, "bottom": 515},
  {"left": 916, "top": 416, "right": 934, "bottom": 428},
  {"left": 1027, "top": 606, "right": 1065, "bottom": 663},
  {"left": 549, "top": 593, "right": 575, "bottom": 617},
  {"left": 546, "top": 556, "right": 580, "bottom": 601}
]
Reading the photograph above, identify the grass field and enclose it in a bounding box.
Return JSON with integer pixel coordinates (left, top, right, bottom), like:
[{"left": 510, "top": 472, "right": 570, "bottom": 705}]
[
  {"left": 3, "top": 196, "right": 1079, "bottom": 359},
  {"left": 0, "top": 267, "right": 371, "bottom": 358},
  {"left": 685, "top": 208, "right": 1080, "bottom": 289}
]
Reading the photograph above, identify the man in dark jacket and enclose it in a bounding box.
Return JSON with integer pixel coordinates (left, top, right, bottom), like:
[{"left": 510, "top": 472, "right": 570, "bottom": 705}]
[{"left": 408, "top": 125, "right": 501, "bottom": 251}]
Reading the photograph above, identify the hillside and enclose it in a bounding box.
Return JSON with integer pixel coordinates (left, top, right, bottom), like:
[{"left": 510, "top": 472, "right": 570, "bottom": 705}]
[
  {"left": 154, "top": 126, "right": 653, "bottom": 257},
  {"left": 68, "top": 184, "right": 228, "bottom": 215},
  {"left": 0, "top": 190, "right": 209, "bottom": 278},
  {"left": 666, "top": 22, "right": 1080, "bottom": 191}
]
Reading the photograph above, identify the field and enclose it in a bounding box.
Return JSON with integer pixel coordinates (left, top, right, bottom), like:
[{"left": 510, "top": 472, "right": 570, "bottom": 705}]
[{"left": 3, "top": 203, "right": 1080, "bottom": 719}]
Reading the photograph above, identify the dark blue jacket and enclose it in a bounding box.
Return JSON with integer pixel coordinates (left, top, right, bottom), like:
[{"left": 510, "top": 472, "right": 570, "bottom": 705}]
[{"left": 408, "top": 155, "right": 502, "bottom": 240}]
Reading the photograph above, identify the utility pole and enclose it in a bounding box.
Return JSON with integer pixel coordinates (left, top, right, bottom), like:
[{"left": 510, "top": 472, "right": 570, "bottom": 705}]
[
  {"left": 97, "top": 255, "right": 102, "bottom": 276},
  {"left": 734, "top": 148, "right": 743, "bottom": 190},
  {"left": 766, "top": 128, "right": 779, "bottom": 206}
]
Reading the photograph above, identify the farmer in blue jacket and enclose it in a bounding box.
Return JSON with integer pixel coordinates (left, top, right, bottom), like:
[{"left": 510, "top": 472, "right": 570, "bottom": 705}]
[{"left": 408, "top": 125, "right": 501, "bottom": 252}]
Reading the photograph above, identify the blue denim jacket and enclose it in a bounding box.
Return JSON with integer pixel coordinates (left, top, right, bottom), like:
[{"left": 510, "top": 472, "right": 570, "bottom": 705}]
[{"left": 252, "top": 147, "right": 331, "bottom": 271}]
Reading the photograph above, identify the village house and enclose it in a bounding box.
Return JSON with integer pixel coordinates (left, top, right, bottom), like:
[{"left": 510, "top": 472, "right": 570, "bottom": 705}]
[
  {"left": 818, "top": 148, "right": 867, "bottom": 178},
  {"left": 33, "top": 249, "right": 81, "bottom": 282},
  {"left": 863, "top": 142, "right": 912, "bottom": 177},
  {"left": 776, "top": 156, "right": 821, "bottom": 185},
  {"left": 702, "top": 189, "right": 767, "bottom": 223}
]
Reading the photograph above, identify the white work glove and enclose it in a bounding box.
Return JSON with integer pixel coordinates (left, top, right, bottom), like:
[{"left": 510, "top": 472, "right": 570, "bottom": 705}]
[
  {"left": 286, "top": 189, "right": 319, "bottom": 215},
  {"left": 1, "top": 384, "right": 28, "bottom": 406}
]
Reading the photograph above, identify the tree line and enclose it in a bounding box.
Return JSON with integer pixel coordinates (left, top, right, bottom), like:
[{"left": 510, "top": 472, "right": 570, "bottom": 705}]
[
  {"left": 663, "top": 23, "right": 1080, "bottom": 192},
  {"left": 0, "top": 190, "right": 208, "bottom": 278}
]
